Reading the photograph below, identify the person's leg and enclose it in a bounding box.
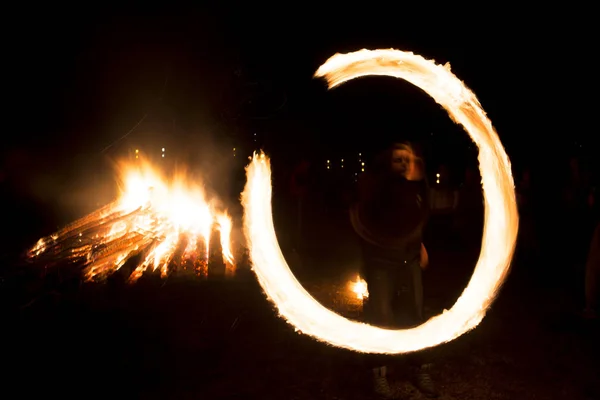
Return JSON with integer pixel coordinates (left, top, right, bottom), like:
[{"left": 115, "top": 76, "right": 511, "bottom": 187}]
[
  {"left": 396, "top": 263, "right": 425, "bottom": 369},
  {"left": 364, "top": 268, "right": 396, "bottom": 326},
  {"left": 398, "top": 261, "right": 439, "bottom": 398},
  {"left": 361, "top": 241, "right": 398, "bottom": 330},
  {"left": 363, "top": 266, "right": 396, "bottom": 368},
  {"left": 362, "top": 260, "right": 398, "bottom": 398}
]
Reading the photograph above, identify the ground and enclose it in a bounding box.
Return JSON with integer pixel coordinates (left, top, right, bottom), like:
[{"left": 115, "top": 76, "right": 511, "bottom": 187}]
[{"left": 3, "top": 202, "right": 599, "bottom": 399}]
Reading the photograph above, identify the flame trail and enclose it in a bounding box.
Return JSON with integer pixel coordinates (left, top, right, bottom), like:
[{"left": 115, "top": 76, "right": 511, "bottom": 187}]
[
  {"left": 242, "top": 49, "right": 518, "bottom": 354},
  {"left": 28, "top": 158, "right": 235, "bottom": 281}
]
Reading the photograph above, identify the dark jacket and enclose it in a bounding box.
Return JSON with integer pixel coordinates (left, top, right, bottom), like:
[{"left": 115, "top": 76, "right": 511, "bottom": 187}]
[{"left": 351, "top": 168, "right": 429, "bottom": 262}]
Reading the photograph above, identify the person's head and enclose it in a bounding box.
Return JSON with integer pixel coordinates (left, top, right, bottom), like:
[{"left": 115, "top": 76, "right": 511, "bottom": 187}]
[{"left": 390, "top": 142, "right": 423, "bottom": 181}]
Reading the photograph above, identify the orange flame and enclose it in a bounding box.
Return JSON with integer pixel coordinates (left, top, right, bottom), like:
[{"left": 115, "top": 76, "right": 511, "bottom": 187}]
[
  {"left": 350, "top": 276, "right": 369, "bottom": 300},
  {"left": 29, "top": 158, "right": 234, "bottom": 281}
]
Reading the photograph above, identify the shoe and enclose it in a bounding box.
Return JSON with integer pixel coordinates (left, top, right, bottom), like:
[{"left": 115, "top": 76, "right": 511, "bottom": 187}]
[
  {"left": 413, "top": 364, "right": 440, "bottom": 398},
  {"left": 372, "top": 367, "right": 399, "bottom": 399}
]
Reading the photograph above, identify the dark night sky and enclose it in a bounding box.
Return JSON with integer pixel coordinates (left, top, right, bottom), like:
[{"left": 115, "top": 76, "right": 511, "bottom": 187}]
[{"left": 3, "top": 7, "right": 597, "bottom": 191}]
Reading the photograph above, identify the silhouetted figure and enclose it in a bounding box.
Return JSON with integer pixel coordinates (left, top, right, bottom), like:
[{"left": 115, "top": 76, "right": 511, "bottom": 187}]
[
  {"left": 582, "top": 222, "right": 599, "bottom": 319},
  {"left": 430, "top": 164, "right": 458, "bottom": 214},
  {"left": 350, "top": 143, "right": 438, "bottom": 399},
  {"left": 516, "top": 168, "right": 539, "bottom": 266},
  {"left": 454, "top": 166, "right": 484, "bottom": 251},
  {"left": 562, "top": 158, "right": 594, "bottom": 252},
  {"left": 429, "top": 164, "right": 458, "bottom": 247},
  {"left": 559, "top": 157, "right": 596, "bottom": 296}
]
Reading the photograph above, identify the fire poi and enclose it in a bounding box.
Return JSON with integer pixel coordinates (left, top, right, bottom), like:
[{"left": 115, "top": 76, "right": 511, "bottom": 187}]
[
  {"left": 28, "top": 157, "right": 235, "bottom": 281},
  {"left": 241, "top": 49, "right": 519, "bottom": 354}
]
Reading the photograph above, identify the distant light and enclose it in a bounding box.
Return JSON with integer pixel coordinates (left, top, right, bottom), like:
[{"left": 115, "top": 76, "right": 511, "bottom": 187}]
[
  {"left": 135, "top": 149, "right": 139, "bottom": 153},
  {"left": 327, "top": 160, "right": 330, "bottom": 164},
  {"left": 361, "top": 162, "right": 365, "bottom": 166},
  {"left": 327, "top": 166, "right": 330, "bottom": 169},
  {"left": 436, "top": 179, "right": 440, "bottom": 184},
  {"left": 436, "top": 173, "right": 440, "bottom": 177},
  {"left": 341, "top": 159, "right": 344, "bottom": 162},
  {"left": 359, "top": 153, "right": 361, "bottom": 156},
  {"left": 162, "top": 154, "right": 165, "bottom": 158},
  {"left": 361, "top": 168, "right": 365, "bottom": 172},
  {"left": 233, "top": 148, "right": 236, "bottom": 151},
  {"left": 162, "top": 148, "right": 165, "bottom": 152}
]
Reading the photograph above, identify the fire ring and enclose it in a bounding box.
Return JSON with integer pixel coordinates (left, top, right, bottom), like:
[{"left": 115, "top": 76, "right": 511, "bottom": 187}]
[{"left": 242, "top": 49, "right": 518, "bottom": 354}]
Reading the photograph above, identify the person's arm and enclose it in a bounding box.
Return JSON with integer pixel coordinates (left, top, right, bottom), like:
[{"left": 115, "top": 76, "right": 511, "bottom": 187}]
[
  {"left": 420, "top": 180, "right": 431, "bottom": 269},
  {"left": 420, "top": 242, "right": 429, "bottom": 269}
]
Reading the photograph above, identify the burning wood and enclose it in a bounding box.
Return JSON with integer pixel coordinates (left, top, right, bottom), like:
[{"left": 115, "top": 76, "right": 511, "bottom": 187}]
[{"left": 28, "top": 158, "right": 235, "bottom": 281}]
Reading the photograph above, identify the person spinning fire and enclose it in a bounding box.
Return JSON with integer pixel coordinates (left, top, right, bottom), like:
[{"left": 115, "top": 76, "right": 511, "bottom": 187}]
[{"left": 350, "top": 142, "right": 438, "bottom": 399}]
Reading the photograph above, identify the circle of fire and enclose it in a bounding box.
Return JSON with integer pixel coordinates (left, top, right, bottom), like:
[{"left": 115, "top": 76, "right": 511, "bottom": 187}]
[{"left": 242, "top": 49, "right": 519, "bottom": 354}]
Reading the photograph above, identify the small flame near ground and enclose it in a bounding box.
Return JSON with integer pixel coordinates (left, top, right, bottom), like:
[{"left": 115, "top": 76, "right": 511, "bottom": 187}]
[
  {"left": 350, "top": 276, "right": 369, "bottom": 300},
  {"left": 28, "top": 157, "right": 235, "bottom": 281}
]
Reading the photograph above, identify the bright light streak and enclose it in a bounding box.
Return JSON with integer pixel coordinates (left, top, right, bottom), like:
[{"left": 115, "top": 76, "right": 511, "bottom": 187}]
[{"left": 242, "top": 49, "right": 518, "bottom": 354}]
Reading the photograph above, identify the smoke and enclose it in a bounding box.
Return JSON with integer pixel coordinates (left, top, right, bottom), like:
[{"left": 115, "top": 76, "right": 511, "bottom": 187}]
[
  {"left": 3, "top": 124, "right": 242, "bottom": 243},
  {"left": 2, "top": 148, "right": 66, "bottom": 210},
  {"left": 59, "top": 125, "right": 238, "bottom": 222},
  {"left": 184, "top": 131, "right": 237, "bottom": 208}
]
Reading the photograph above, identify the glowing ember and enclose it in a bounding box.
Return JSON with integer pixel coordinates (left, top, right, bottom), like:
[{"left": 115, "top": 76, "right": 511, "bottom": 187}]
[
  {"left": 242, "top": 49, "right": 518, "bottom": 354},
  {"left": 350, "top": 276, "right": 369, "bottom": 300},
  {"left": 28, "top": 158, "right": 235, "bottom": 281}
]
